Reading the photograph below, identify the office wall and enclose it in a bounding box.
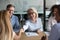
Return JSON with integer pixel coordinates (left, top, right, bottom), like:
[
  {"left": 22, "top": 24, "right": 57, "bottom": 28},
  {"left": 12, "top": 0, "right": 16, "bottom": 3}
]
[
  {"left": 0, "top": 0, "right": 23, "bottom": 11},
  {"left": 46, "top": 0, "right": 59, "bottom": 10},
  {"left": 0, "top": 0, "right": 10, "bottom": 10},
  {"left": 0, "top": 0, "right": 43, "bottom": 14}
]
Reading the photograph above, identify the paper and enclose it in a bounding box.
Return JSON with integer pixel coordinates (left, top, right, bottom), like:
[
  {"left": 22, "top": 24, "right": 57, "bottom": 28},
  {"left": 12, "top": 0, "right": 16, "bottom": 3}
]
[{"left": 25, "top": 32, "right": 38, "bottom": 37}]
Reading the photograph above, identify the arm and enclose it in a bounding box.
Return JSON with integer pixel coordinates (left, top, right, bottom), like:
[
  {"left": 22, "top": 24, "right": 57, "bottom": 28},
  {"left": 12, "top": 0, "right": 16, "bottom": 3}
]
[
  {"left": 13, "top": 31, "right": 21, "bottom": 40},
  {"left": 19, "top": 21, "right": 29, "bottom": 36},
  {"left": 15, "top": 16, "right": 20, "bottom": 33}
]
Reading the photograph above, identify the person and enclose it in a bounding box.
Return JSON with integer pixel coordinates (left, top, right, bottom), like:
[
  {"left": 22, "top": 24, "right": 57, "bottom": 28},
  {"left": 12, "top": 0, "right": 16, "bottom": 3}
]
[
  {"left": 6, "top": 4, "right": 20, "bottom": 33},
  {"left": 20, "top": 7, "right": 43, "bottom": 34},
  {"left": 0, "top": 10, "right": 13, "bottom": 40},
  {"left": 49, "top": 5, "right": 60, "bottom": 40},
  {"left": 46, "top": 5, "right": 58, "bottom": 31}
]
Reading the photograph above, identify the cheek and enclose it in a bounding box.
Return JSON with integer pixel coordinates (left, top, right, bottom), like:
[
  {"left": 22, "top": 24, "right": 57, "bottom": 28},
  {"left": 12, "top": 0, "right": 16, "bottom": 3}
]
[
  {"left": 32, "top": 13, "right": 36, "bottom": 17},
  {"left": 29, "top": 14, "right": 36, "bottom": 18},
  {"left": 30, "top": 14, "right": 33, "bottom": 17},
  {"left": 11, "top": 11, "right": 14, "bottom": 13},
  {"left": 33, "top": 14, "right": 37, "bottom": 18},
  {"left": 9, "top": 10, "right": 14, "bottom": 13},
  {"left": 53, "top": 13, "right": 56, "bottom": 16}
]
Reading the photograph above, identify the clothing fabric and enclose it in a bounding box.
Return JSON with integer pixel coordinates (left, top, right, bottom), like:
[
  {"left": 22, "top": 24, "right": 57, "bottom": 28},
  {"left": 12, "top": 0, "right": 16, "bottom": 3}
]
[
  {"left": 23, "top": 18, "right": 43, "bottom": 32},
  {"left": 47, "top": 16, "right": 57, "bottom": 31},
  {"left": 49, "top": 23, "right": 60, "bottom": 40},
  {"left": 11, "top": 15, "right": 20, "bottom": 33}
]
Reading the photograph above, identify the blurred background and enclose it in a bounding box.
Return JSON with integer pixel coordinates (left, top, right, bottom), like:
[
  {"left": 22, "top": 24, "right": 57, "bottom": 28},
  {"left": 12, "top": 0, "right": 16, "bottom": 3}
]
[{"left": 0, "top": 0, "right": 60, "bottom": 31}]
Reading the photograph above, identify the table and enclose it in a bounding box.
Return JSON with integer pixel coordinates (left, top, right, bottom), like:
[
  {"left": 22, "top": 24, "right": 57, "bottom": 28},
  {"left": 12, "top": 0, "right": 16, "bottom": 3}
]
[{"left": 20, "top": 32, "right": 48, "bottom": 40}]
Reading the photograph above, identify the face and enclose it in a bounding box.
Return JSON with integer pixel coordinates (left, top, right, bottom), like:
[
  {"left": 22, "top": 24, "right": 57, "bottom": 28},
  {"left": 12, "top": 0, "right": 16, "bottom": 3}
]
[
  {"left": 7, "top": 7, "right": 14, "bottom": 17},
  {"left": 53, "top": 8, "right": 60, "bottom": 22},
  {"left": 28, "top": 10, "right": 36, "bottom": 20},
  {"left": 55, "top": 13, "right": 60, "bottom": 22},
  {"left": 53, "top": 8, "right": 58, "bottom": 17}
]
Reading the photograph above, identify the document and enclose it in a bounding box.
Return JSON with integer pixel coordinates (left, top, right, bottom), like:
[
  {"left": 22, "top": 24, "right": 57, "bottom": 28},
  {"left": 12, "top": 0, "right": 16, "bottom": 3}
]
[{"left": 25, "top": 32, "right": 38, "bottom": 37}]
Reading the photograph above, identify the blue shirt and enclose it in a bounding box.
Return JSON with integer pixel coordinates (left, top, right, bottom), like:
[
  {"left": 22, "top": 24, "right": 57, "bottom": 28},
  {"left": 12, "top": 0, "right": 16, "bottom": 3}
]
[
  {"left": 23, "top": 18, "right": 43, "bottom": 32},
  {"left": 49, "top": 23, "right": 60, "bottom": 40},
  {"left": 11, "top": 15, "right": 20, "bottom": 33}
]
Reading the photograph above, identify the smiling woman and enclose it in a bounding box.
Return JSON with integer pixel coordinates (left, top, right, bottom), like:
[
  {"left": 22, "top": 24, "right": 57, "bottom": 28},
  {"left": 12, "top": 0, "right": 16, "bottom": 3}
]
[{"left": 0, "top": 10, "right": 13, "bottom": 40}]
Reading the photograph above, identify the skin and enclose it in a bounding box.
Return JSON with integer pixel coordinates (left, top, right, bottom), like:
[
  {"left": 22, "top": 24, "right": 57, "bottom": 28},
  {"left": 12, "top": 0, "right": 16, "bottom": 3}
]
[
  {"left": 53, "top": 8, "right": 58, "bottom": 18},
  {"left": 28, "top": 10, "right": 37, "bottom": 23},
  {"left": 7, "top": 7, "right": 14, "bottom": 17},
  {"left": 53, "top": 8, "right": 60, "bottom": 22}
]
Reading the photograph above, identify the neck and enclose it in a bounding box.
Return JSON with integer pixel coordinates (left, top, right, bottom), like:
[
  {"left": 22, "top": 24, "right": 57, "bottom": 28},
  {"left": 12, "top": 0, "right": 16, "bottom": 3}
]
[{"left": 31, "top": 19, "right": 37, "bottom": 23}]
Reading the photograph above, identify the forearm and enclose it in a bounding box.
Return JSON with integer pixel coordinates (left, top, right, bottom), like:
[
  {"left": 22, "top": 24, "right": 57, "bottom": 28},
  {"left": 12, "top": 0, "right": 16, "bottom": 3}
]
[{"left": 19, "top": 28, "right": 24, "bottom": 36}]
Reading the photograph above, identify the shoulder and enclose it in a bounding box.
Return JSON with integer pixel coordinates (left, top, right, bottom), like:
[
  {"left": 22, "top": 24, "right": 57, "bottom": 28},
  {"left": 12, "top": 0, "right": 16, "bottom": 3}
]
[
  {"left": 49, "top": 16, "right": 54, "bottom": 20},
  {"left": 25, "top": 20, "right": 30, "bottom": 23},
  {"left": 54, "top": 23, "right": 60, "bottom": 28},
  {"left": 49, "top": 16, "right": 55, "bottom": 21},
  {"left": 53, "top": 23, "right": 60, "bottom": 31},
  {"left": 25, "top": 20, "right": 31, "bottom": 25},
  {"left": 37, "top": 18, "right": 41, "bottom": 20},
  {"left": 12, "top": 15, "right": 18, "bottom": 19},
  {"left": 12, "top": 15, "right": 18, "bottom": 18},
  {"left": 37, "top": 18, "right": 42, "bottom": 22}
]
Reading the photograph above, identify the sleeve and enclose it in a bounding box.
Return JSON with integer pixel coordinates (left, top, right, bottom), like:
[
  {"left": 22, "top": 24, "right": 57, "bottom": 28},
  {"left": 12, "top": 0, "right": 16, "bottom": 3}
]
[
  {"left": 23, "top": 21, "right": 29, "bottom": 32},
  {"left": 48, "top": 25, "right": 60, "bottom": 40},
  {"left": 14, "top": 16, "right": 20, "bottom": 33},
  {"left": 39, "top": 18, "right": 43, "bottom": 31}
]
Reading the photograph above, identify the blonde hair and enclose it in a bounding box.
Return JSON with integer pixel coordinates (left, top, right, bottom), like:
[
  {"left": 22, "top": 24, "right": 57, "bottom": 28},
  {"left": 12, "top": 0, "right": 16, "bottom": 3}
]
[
  {"left": 27, "top": 7, "right": 38, "bottom": 18},
  {"left": 0, "top": 11, "right": 5, "bottom": 40},
  {"left": 0, "top": 10, "right": 13, "bottom": 40}
]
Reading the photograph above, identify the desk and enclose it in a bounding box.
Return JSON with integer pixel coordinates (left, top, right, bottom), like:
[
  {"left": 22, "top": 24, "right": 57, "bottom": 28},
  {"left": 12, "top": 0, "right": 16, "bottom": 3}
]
[{"left": 20, "top": 32, "right": 48, "bottom": 40}]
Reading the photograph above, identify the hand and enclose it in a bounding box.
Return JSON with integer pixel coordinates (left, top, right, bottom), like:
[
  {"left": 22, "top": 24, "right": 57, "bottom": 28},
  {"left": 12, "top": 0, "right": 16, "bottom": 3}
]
[
  {"left": 18, "top": 28, "right": 24, "bottom": 36},
  {"left": 20, "top": 28, "right": 24, "bottom": 33},
  {"left": 14, "top": 34, "right": 20, "bottom": 40},
  {"left": 13, "top": 32, "right": 21, "bottom": 40},
  {"left": 37, "top": 30, "right": 42, "bottom": 34}
]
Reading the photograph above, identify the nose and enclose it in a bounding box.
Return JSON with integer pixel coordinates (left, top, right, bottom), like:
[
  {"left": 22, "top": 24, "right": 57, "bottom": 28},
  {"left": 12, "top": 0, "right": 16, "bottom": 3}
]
[{"left": 54, "top": 11, "right": 56, "bottom": 14}]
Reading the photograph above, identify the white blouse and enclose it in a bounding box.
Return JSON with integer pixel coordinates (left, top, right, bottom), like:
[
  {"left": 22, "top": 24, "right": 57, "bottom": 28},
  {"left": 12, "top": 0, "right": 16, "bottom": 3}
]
[{"left": 23, "top": 18, "right": 43, "bottom": 32}]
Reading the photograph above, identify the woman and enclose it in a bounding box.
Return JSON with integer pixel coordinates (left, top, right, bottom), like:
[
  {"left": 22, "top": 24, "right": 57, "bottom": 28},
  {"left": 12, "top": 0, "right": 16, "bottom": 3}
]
[
  {"left": 20, "top": 7, "right": 43, "bottom": 34},
  {"left": 0, "top": 10, "right": 13, "bottom": 40},
  {"left": 0, "top": 10, "right": 20, "bottom": 40},
  {"left": 47, "top": 5, "right": 58, "bottom": 31},
  {"left": 49, "top": 5, "right": 60, "bottom": 40}
]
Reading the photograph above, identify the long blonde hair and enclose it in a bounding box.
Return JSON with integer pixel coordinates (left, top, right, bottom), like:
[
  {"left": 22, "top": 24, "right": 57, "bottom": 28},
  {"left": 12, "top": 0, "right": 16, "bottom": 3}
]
[{"left": 0, "top": 10, "right": 13, "bottom": 40}]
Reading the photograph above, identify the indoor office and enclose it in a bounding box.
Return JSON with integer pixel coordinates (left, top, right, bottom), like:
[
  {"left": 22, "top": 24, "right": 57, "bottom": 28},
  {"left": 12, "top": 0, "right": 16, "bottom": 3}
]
[{"left": 0, "top": 0, "right": 60, "bottom": 40}]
